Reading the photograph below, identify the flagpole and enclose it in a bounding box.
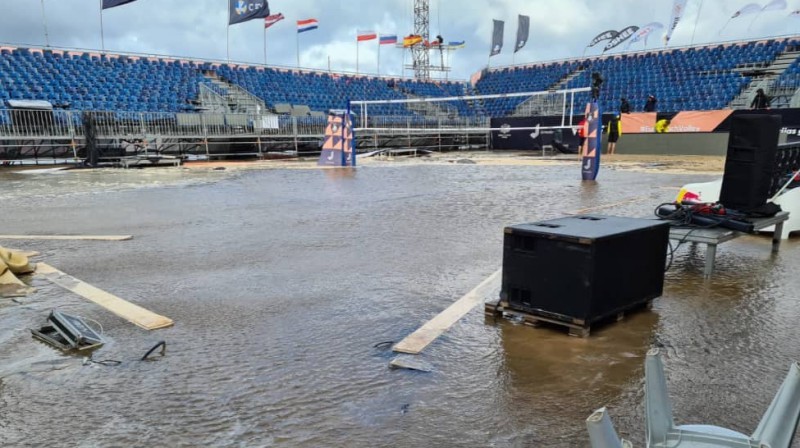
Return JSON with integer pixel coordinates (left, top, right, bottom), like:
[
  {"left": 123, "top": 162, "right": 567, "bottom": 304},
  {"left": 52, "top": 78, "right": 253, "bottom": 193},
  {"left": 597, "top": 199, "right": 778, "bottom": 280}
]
[
  {"left": 377, "top": 41, "right": 381, "bottom": 75},
  {"left": 356, "top": 40, "right": 359, "bottom": 74},
  {"left": 263, "top": 25, "right": 267, "bottom": 65},
  {"left": 226, "top": 7, "right": 230, "bottom": 62},
  {"left": 40, "top": 0, "right": 50, "bottom": 47},
  {"left": 296, "top": 31, "right": 300, "bottom": 67},
  {"left": 99, "top": 0, "right": 106, "bottom": 52},
  {"left": 691, "top": 0, "right": 704, "bottom": 45}
]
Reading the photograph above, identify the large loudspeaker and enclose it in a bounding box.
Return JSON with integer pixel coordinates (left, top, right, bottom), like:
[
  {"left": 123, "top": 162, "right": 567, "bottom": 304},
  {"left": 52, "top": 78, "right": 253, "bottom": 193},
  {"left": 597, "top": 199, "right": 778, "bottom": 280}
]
[
  {"left": 720, "top": 114, "right": 781, "bottom": 211},
  {"left": 501, "top": 216, "right": 669, "bottom": 326}
]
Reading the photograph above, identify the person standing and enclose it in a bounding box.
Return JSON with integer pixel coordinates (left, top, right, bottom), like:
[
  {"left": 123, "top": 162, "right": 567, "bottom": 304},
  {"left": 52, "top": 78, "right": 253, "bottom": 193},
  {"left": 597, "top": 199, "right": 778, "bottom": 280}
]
[
  {"left": 751, "top": 88, "right": 771, "bottom": 110},
  {"left": 620, "top": 97, "right": 631, "bottom": 114},
  {"left": 607, "top": 114, "right": 622, "bottom": 155},
  {"left": 644, "top": 95, "right": 657, "bottom": 112},
  {"left": 577, "top": 117, "right": 587, "bottom": 156}
]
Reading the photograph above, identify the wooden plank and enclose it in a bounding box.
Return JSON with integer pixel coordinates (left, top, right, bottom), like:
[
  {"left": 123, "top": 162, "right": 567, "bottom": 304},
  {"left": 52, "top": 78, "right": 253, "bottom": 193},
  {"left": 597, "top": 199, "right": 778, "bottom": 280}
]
[
  {"left": 0, "top": 235, "right": 133, "bottom": 242},
  {"left": 35, "top": 263, "right": 173, "bottom": 331},
  {"left": 393, "top": 269, "right": 501, "bottom": 355},
  {"left": 6, "top": 249, "right": 40, "bottom": 258}
]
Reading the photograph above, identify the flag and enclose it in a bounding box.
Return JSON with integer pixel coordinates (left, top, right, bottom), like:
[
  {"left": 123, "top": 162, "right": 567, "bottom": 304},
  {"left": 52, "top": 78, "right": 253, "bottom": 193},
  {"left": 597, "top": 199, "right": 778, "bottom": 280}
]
[
  {"left": 762, "top": 0, "right": 787, "bottom": 11},
  {"left": 357, "top": 30, "right": 377, "bottom": 42},
  {"left": 448, "top": 41, "right": 466, "bottom": 49},
  {"left": 731, "top": 3, "right": 761, "bottom": 18},
  {"left": 264, "top": 13, "right": 284, "bottom": 29},
  {"left": 587, "top": 30, "right": 619, "bottom": 48},
  {"left": 403, "top": 35, "right": 423, "bottom": 47},
  {"left": 663, "top": 0, "right": 688, "bottom": 45},
  {"left": 490, "top": 19, "right": 504, "bottom": 57},
  {"left": 625, "top": 22, "right": 664, "bottom": 49},
  {"left": 297, "top": 19, "right": 319, "bottom": 33},
  {"left": 791, "top": 9, "right": 800, "bottom": 17},
  {"left": 603, "top": 26, "right": 638, "bottom": 52},
  {"left": 229, "top": 0, "right": 271, "bottom": 25},
  {"left": 380, "top": 35, "right": 398, "bottom": 45},
  {"left": 102, "top": 0, "right": 137, "bottom": 9},
  {"left": 514, "top": 15, "right": 530, "bottom": 53}
]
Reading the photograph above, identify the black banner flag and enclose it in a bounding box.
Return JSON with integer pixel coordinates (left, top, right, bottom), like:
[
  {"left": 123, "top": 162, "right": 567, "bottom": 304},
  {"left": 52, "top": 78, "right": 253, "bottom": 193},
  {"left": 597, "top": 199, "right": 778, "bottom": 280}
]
[
  {"left": 102, "top": 0, "right": 137, "bottom": 9},
  {"left": 490, "top": 19, "right": 504, "bottom": 57},
  {"left": 602, "top": 25, "right": 638, "bottom": 52},
  {"left": 229, "top": 0, "right": 271, "bottom": 25},
  {"left": 514, "top": 15, "right": 530, "bottom": 53},
  {"left": 587, "top": 30, "right": 619, "bottom": 48}
]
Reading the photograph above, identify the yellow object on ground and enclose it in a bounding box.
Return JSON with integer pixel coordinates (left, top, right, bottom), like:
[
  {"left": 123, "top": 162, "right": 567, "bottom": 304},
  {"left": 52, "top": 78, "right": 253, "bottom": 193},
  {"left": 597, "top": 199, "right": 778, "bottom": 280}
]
[
  {"left": 0, "top": 247, "right": 36, "bottom": 298},
  {"left": 0, "top": 246, "right": 35, "bottom": 274},
  {"left": 36, "top": 263, "right": 173, "bottom": 330}
]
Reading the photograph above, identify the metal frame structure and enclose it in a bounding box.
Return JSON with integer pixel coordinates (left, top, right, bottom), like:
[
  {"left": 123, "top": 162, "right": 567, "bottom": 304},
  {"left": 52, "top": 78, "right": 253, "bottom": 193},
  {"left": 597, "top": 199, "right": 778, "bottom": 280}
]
[{"left": 410, "top": 0, "right": 431, "bottom": 79}]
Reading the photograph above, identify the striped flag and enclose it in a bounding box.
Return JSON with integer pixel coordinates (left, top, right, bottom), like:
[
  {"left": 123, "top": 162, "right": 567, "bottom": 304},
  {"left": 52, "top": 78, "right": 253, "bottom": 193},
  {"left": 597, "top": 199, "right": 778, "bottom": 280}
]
[
  {"left": 357, "top": 30, "right": 377, "bottom": 42},
  {"left": 297, "top": 19, "right": 319, "bottom": 33},
  {"left": 265, "top": 13, "right": 284, "bottom": 29},
  {"left": 379, "top": 35, "right": 398, "bottom": 45}
]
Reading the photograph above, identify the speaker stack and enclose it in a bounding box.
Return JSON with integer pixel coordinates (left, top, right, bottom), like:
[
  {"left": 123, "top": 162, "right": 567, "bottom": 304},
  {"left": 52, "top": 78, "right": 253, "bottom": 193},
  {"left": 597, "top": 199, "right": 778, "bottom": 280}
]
[{"left": 719, "top": 114, "right": 782, "bottom": 211}]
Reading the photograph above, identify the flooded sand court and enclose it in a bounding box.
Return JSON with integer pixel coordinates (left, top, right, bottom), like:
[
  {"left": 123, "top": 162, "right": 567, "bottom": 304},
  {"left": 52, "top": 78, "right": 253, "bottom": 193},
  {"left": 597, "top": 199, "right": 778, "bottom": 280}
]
[{"left": 0, "top": 158, "right": 799, "bottom": 447}]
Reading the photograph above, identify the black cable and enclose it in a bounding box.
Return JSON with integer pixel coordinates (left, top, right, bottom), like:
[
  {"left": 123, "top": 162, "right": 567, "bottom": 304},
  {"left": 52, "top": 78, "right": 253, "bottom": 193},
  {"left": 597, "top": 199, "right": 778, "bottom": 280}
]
[
  {"left": 655, "top": 202, "right": 738, "bottom": 272},
  {"left": 141, "top": 341, "right": 166, "bottom": 361}
]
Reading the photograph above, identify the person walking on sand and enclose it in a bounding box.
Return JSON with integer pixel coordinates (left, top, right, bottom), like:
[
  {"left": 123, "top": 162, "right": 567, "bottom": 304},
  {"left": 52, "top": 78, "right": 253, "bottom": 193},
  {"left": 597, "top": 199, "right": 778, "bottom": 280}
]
[{"left": 607, "top": 114, "right": 622, "bottom": 155}]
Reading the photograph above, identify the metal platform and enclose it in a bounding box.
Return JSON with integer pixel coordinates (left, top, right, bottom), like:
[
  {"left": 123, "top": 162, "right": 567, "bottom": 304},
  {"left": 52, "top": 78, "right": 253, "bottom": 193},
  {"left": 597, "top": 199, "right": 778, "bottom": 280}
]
[{"left": 669, "top": 212, "right": 789, "bottom": 276}]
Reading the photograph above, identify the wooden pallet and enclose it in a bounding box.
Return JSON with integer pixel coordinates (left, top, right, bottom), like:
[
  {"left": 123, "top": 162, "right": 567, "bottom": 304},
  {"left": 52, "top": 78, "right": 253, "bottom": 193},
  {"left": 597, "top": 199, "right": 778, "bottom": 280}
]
[{"left": 485, "top": 298, "right": 653, "bottom": 337}]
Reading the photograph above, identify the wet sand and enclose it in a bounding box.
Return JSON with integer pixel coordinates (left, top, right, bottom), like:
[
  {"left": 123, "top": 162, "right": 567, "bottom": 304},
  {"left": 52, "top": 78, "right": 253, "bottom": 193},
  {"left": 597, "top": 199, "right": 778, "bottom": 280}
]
[{"left": 0, "top": 157, "right": 798, "bottom": 447}]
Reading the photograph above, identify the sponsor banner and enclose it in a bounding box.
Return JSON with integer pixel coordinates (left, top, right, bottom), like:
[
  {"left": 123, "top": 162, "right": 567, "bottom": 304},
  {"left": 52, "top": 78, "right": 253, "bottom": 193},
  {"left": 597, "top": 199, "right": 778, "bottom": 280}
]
[
  {"left": 668, "top": 110, "right": 733, "bottom": 133},
  {"left": 621, "top": 113, "right": 657, "bottom": 134},
  {"left": 490, "top": 116, "right": 582, "bottom": 151},
  {"left": 664, "top": 0, "right": 688, "bottom": 45},
  {"left": 581, "top": 102, "right": 602, "bottom": 181},
  {"left": 319, "top": 113, "right": 354, "bottom": 167}
]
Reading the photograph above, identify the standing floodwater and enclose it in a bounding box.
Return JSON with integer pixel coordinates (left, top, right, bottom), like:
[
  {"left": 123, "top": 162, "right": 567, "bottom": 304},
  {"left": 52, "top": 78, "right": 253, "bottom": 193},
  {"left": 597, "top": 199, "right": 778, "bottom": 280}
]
[{"left": 0, "top": 162, "right": 799, "bottom": 447}]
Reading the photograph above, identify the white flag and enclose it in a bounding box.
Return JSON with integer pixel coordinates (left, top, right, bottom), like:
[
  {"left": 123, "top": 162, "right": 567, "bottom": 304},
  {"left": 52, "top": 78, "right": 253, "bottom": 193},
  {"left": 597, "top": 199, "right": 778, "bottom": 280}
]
[
  {"left": 762, "top": 0, "right": 787, "bottom": 11},
  {"left": 731, "top": 3, "right": 762, "bottom": 18},
  {"left": 664, "top": 0, "right": 688, "bottom": 45},
  {"left": 626, "top": 22, "right": 665, "bottom": 49}
]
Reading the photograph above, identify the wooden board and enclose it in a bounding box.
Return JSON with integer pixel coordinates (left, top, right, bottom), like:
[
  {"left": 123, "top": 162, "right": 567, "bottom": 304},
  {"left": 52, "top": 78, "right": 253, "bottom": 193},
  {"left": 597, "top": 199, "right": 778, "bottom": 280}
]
[
  {"left": 0, "top": 235, "right": 133, "bottom": 241},
  {"left": 393, "top": 269, "right": 501, "bottom": 355},
  {"left": 7, "top": 249, "right": 40, "bottom": 258},
  {"left": 36, "top": 263, "right": 173, "bottom": 331}
]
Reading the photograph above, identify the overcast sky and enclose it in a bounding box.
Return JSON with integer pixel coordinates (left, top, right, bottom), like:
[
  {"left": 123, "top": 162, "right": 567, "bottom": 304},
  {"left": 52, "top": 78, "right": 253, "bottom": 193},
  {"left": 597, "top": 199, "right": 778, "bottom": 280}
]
[{"left": 0, "top": 0, "right": 798, "bottom": 79}]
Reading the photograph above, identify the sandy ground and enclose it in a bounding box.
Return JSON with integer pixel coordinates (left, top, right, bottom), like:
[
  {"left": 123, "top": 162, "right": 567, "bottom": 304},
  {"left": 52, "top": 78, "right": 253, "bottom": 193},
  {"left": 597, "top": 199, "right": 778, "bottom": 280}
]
[{"left": 182, "top": 151, "right": 726, "bottom": 175}]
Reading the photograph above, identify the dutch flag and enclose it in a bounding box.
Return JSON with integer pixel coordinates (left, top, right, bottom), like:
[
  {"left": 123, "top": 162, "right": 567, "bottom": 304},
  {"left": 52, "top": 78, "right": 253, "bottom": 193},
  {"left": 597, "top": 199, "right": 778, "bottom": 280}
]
[{"left": 297, "top": 19, "right": 319, "bottom": 33}]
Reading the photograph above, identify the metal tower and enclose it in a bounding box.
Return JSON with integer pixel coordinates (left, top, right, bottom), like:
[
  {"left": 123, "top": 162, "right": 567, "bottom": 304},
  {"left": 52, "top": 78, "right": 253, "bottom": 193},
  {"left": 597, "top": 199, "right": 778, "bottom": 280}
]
[{"left": 411, "top": 0, "right": 430, "bottom": 79}]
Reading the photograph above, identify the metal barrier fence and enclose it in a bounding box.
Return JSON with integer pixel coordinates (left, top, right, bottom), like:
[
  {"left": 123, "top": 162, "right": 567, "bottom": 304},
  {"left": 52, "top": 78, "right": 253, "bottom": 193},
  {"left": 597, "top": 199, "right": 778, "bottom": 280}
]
[{"left": 0, "top": 108, "right": 493, "bottom": 163}]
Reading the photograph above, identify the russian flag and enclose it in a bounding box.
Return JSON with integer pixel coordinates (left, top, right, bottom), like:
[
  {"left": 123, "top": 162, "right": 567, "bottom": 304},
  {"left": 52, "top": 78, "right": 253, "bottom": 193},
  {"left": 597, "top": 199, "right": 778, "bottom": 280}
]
[
  {"left": 297, "top": 19, "right": 318, "bottom": 33},
  {"left": 357, "top": 30, "right": 377, "bottom": 42},
  {"left": 379, "top": 35, "right": 398, "bottom": 45}
]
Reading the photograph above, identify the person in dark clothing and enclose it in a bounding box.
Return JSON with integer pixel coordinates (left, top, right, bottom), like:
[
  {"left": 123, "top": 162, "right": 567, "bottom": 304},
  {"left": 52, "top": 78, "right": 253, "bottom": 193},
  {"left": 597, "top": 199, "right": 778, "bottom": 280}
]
[
  {"left": 751, "top": 88, "right": 771, "bottom": 110},
  {"left": 644, "top": 95, "right": 657, "bottom": 112},
  {"left": 620, "top": 97, "right": 631, "bottom": 114},
  {"left": 607, "top": 114, "right": 622, "bottom": 155}
]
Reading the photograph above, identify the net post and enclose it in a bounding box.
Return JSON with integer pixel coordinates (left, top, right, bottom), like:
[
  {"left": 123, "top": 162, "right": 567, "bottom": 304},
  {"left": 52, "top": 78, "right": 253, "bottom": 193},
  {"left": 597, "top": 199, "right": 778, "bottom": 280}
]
[{"left": 348, "top": 99, "right": 356, "bottom": 167}]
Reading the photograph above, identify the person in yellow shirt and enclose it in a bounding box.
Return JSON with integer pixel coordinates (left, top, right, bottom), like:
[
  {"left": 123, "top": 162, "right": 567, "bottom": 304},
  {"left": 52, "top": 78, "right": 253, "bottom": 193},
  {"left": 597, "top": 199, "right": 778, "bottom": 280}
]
[
  {"left": 655, "top": 118, "right": 671, "bottom": 133},
  {"left": 607, "top": 114, "right": 622, "bottom": 155}
]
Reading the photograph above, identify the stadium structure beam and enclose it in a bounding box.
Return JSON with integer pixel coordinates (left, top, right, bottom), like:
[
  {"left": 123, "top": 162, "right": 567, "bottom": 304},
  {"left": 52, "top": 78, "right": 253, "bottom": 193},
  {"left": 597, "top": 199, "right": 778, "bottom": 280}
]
[{"left": 412, "top": 0, "right": 430, "bottom": 80}]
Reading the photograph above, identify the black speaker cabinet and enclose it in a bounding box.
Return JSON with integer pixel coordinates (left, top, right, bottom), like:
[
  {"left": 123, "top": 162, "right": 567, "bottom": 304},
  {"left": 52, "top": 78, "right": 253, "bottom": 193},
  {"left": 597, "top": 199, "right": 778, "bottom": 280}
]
[
  {"left": 501, "top": 215, "right": 669, "bottom": 326},
  {"left": 720, "top": 114, "right": 782, "bottom": 211}
]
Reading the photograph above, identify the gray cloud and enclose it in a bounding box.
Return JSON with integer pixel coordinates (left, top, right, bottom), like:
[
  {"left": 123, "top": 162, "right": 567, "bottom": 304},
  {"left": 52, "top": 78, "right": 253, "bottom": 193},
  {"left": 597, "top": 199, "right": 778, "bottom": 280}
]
[{"left": 0, "top": 0, "right": 798, "bottom": 80}]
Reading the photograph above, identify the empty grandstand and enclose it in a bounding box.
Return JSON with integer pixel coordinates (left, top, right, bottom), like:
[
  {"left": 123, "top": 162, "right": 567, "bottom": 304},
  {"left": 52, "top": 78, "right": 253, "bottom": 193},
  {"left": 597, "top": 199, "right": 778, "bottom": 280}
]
[{"left": 1, "top": 35, "right": 800, "bottom": 164}]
